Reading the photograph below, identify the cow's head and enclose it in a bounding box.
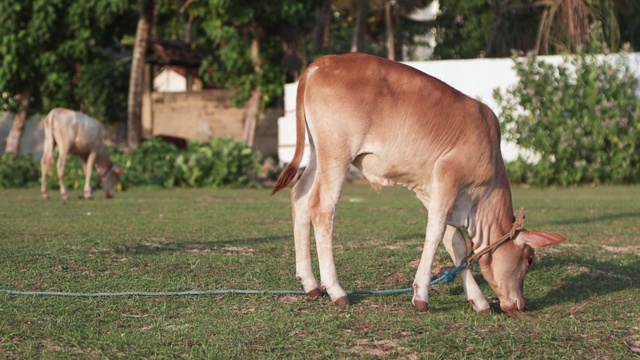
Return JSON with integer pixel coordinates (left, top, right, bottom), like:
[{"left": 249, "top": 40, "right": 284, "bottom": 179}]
[
  {"left": 99, "top": 166, "right": 126, "bottom": 198},
  {"left": 478, "top": 229, "right": 565, "bottom": 314}
]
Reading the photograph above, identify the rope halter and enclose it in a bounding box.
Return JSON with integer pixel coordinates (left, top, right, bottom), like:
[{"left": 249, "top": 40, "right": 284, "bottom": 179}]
[{"left": 463, "top": 208, "right": 526, "bottom": 265}]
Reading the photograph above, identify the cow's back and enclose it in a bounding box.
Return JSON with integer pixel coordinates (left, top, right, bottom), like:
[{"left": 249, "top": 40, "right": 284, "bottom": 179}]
[
  {"left": 301, "top": 53, "right": 503, "bottom": 190},
  {"left": 49, "top": 108, "right": 105, "bottom": 157}
]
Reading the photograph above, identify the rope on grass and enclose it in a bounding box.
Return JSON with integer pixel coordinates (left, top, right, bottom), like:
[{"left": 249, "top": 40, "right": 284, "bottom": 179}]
[{"left": 0, "top": 263, "right": 468, "bottom": 298}]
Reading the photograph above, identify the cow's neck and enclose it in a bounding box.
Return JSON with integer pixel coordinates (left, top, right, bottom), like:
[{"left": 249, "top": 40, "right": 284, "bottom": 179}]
[
  {"left": 95, "top": 153, "right": 114, "bottom": 178},
  {"left": 470, "top": 173, "right": 515, "bottom": 251}
]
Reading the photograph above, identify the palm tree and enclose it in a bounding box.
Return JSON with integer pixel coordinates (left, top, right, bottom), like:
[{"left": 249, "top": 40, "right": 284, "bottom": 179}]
[
  {"left": 127, "top": 0, "right": 154, "bottom": 149},
  {"left": 534, "top": 0, "right": 620, "bottom": 54}
]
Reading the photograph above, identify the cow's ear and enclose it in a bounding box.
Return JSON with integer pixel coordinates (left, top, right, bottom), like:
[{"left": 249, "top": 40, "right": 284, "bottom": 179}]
[
  {"left": 114, "top": 166, "right": 126, "bottom": 174},
  {"left": 516, "top": 230, "right": 566, "bottom": 249}
]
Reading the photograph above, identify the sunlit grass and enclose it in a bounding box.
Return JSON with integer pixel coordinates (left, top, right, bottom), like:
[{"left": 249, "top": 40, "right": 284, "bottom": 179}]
[{"left": 0, "top": 185, "right": 638, "bottom": 358}]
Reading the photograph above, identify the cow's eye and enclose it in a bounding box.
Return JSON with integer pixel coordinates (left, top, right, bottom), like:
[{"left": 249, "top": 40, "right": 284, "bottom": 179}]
[{"left": 527, "top": 256, "right": 534, "bottom": 266}]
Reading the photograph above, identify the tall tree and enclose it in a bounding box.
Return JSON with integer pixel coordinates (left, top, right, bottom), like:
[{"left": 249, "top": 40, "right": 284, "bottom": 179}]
[
  {"left": 0, "top": 0, "right": 132, "bottom": 153},
  {"left": 127, "top": 0, "right": 154, "bottom": 149},
  {"left": 432, "top": 0, "right": 625, "bottom": 59},
  {"left": 534, "top": 0, "right": 620, "bottom": 54},
  {"left": 330, "top": 0, "right": 432, "bottom": 59},
  {"left": 185, "top": 0, "right": 318, "bottom": 146},
  {"left": 350, "top": 0, "right": 367, "bottom": 52},
  {"left": 311, "top": 0, "right": 333, "bottom": 54},
  {"left": 384, "top": 0, "right": 395, "bottom": 60}
]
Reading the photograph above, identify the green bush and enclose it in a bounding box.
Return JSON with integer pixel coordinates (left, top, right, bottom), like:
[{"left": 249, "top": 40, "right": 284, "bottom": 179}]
[
  {"left": 0, "top": 153, "right": 39, "bottom": 189},
  {"left": 0, "top": 137, "right": 263, "bottom": 190},
  {"left": 494, "top": 50, "right": 640, "bottom": 186},
  {"left": 113, "top": 137, "right": 262, "bottom": 189},
  {"left": 174, "top": 138, "right": 262, "bottom": 188},
  {"left": 111, "top": 137, "right": 181, "bottom": 188}
]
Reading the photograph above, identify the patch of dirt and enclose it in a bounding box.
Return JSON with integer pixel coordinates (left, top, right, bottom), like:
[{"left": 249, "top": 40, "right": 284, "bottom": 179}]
[
  {"left": 348, "top": 339, "right": 406, "bottom": 358},
  {"left": 276, "top": 295, "right": 301, "bottom": 303},
  {"left": 163, "top": 324, "right": 192, "bottom": 331},
  {"left": 221, "top": 245, "right": 255, "bottom": 256},
  {"left": 39, "top": 339, "right": 64, "bottom": 353},
  {"left": 565, "top": 265, "right": 631, "bottom": 280},
  {"left": 561, "top": 301, "right": 589, "bottom": 317},
  {"left": 182, "top": 243, "right": 211, "bottom": 253},
  {"left": 602, "top": 245, "right": 640, "bottom": 255},
  {"left": 349, "top": 239, "right": 384, "bottom": 249},
  {"left": 591, "top": 270, "right": 631, "bottom": 281},
  {"left": 627, "top": 327, "right": 640, "bottom": 355},
  {"left": 112, "top": 242, "right": 212, "bottom": 253}
]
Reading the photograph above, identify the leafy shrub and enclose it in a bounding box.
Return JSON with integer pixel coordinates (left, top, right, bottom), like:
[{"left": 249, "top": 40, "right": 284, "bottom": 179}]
[
  {"left": 494, "top": 50, "right": 640, "bottom": 186},
  {"left": 112, "top": 137, "right": 181, "bottom": 188},
  {"left": 0, "top": 153, "right": 39, "bottom": 188},
  {"left": 1, "top": 136, "right": 262, "bottom": 190},
  {"left": 174, "top": 138, "right": 262, "bottom": 188}
]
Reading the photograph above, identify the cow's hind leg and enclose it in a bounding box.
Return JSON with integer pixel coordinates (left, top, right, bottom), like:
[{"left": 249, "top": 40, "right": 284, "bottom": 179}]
[
  {"left": 56, "top": 148, "right": 69, "bottom": 202},
  {"left": 291, "top": 154, "right": 322, "bottom": 298},
  {"left": 442, "top": 226, "right": 490, "bottom": 313},
  {"left": 40, "top": 148, "right": 53, "bottom": 200},
  {"left": 308, "top": 157, "right": 351, "bottom": 306}
]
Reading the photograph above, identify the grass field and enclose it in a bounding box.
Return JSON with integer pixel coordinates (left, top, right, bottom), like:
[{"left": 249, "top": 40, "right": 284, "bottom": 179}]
[{"left": 1, "top": 184, "right": 638, "bottom": 359}]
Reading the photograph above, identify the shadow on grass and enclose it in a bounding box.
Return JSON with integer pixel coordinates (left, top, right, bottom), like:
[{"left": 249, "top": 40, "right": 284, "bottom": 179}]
[
  {"left": 547, "top": 211, "right": 640, "bottom": 226},
  {"left": 113, "top": 235, "right": 290, "bottom": 255},
  {"left": 111, "top": 232, "right": 638, "bottom": 313},
  {"left": 525, "top": 253, "right": 639, "bottom": 312},
  {"left": 112, "top": 232, "right": 428, "bottom": 255}
]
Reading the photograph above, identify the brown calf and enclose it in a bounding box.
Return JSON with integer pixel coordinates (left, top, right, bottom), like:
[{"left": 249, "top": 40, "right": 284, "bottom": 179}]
[
  {"left": 41, "top": 108, "right": 124, "bottom": 201},
  {"left": 272, "top": 53, "right": 565, "bottom": 314}
]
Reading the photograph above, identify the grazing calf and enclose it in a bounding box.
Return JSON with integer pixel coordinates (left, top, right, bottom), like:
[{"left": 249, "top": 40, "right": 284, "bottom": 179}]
[
  {"left": 41, "top": 108, "right": 125, "bottom": 201},
  {"left": 272, "top": 53, "right": 565, "bottom": 315}
]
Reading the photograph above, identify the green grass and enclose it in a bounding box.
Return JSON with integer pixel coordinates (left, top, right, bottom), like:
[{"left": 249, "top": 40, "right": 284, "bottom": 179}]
[{"left": 0, "top": 184, "right": 638, "bottom": 359}]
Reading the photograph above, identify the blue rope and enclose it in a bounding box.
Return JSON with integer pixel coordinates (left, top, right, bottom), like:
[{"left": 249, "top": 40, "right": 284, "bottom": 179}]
[{"left": 0, "top": 263, "right": 468, "bottom": 298}]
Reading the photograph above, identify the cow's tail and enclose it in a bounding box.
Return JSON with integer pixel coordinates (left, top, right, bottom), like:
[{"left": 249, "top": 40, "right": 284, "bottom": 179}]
[
  {"left": 272, "top": 75, "right": 308, "bottom": 195},
  {"left": 41, "top": 110, "right": 56, "bottom": 175}
]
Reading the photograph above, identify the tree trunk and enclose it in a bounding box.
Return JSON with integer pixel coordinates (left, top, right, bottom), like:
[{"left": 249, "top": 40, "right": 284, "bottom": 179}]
[
  {"left": 243, "top": 37, "right": 262, "bottom": 147},
  {"left": 312, "top": 0, "right": 333, "bottom": 53},
  {"left": 280, "top": 22, "right": 306, "bottom": 81},
  {"left": 127, "top": 0, "right": 153, "bottom": 149},
  {"left": 485, "top": 0, "right": 508, "bottom": 57},
  {"left": 384, "top": 0, "right": 395, "bottom": 60},
  {"left": 350, "top": 0, "right": 366, "bottom": 52},
  {"left": 4, "top": 91, "right": 31, "bottom": 154},
  {"left": 243, "top": 89, "right": 261, "bottom": 147}
]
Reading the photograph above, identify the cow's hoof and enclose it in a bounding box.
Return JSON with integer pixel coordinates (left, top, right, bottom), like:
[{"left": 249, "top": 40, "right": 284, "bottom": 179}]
[
  {"left": 41, "top": 194, "right": 49, "bottom": 200},
  {"left": 333, "top": 296, "right": 353, "bottom": 307},
  {"left": 413, "top": 299, "right": 429, "bottom": 312},
  {"left": 307, "top": 288, "right": 323, "bottom": 298},
  {"left": 469, "top": 300, "right": 490, "bottom": 314}
]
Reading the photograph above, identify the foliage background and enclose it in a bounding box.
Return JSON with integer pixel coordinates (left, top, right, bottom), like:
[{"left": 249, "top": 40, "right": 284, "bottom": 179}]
[
  {"left": 495, "top": 46, "right": 640, "bottom": 186},
  {"left": 0, "top": 137, "right": 262, "bottom": 191}
]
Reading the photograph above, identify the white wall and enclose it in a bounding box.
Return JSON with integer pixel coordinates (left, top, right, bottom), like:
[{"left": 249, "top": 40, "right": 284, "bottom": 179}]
[
  {"left": 154, "top": 67, "right": 187, "bottom": 92},
  {"left": 277, "top": 52, "right": 640, "bottom": 166}
]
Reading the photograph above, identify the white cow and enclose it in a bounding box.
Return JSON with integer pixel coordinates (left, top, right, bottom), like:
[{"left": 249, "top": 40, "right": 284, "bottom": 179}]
[
  {"left": 41, "top": 108, "right": 125, "bottom": 201},
  {"left": 272, "top": 53, "right": 565, "bottom": 315}
]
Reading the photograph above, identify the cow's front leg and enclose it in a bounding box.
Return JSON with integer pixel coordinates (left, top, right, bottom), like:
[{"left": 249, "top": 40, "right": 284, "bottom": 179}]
[
  {"left": 82, "top": 153, "right": 96, "bottom": 199},
  {"left": 442, "top": 226, "right": 490, "bottom": 313},
  {"left": 412, "top": 180, "right": 458, "bottom": 312},
  {"left": 412, "top": 217, "right": 446, "bottom": 312}
]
